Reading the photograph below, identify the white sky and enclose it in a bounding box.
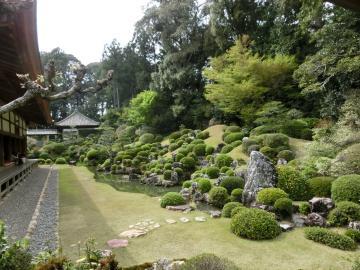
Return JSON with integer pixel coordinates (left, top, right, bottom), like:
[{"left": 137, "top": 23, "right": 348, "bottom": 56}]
[{"left": 37, "top": 0, "right": 150, "bottom": 65}]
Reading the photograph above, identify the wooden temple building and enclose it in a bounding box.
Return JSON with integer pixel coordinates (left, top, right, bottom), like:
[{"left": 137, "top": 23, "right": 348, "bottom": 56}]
[{"left": 0, "top": 0, "right": 51, "bottom": 167}]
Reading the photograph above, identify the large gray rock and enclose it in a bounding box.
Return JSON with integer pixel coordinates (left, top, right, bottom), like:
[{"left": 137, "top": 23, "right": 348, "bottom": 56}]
[
  {"left": 242, "top": 151, "right": 277, "bottom": 205},
  {"left": 304, "top": 213, "right": 327, "bottom": 227},
  {"left": 349, "top": 221, "right": 360, "bottom": 231},
  {"left": 309, "top": 197, "right": 334, "bottom": 216}
]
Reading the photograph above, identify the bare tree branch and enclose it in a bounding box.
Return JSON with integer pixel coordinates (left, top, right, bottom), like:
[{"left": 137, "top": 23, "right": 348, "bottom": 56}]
[{"left": 0, "top": 64, "right": 113, "bottom": 115}]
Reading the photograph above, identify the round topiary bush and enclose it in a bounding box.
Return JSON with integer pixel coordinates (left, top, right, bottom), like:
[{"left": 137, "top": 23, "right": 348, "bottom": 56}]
[
  {"left": 299, "top": 202, "right": 311, "bottom": 215},
  {"left": 206, "top": 145, "right": 215, "bottom": 155},
  {"left": 331, "top": 174, "right": 360, "bottom": 203},
  {"left": 86, "top": 149, "right": 98, "bottom": 160},
  {"left": 169, "top": 131, "right": 182, "bottom": 140},
  {"left": 221, "top": 145, "right": 234, "bottom": 154},
  {"left": 304, "top": 227, "right": 356, "bottom": 251},
  {"left": 345, "top": 229, "right": 360, "bottom": 243},
  {"left": 163, "top": 170, "right": 172, "bottom": 180},
  {"left": 220, "top": 177, "right": 244, "bottom": 194},
  {"left": 180, "top": 156, "right": 196, "bottom": 171},
  {"left": 197, "top": 178, "right": 212, "bottom": 193},
  {"left": 174, "top": 167, "right": 183, "bottom": 178},
  {"left": 38, "top": 158, "right": 45, "bottom": 164},
  {"left": 230, "top": 188, "right": 243, "bottom": 202},
  {"left": 206, "top": 167, "right": 220, "bottom": 179},
  {"left": 182, "top": 180, "right": 192, "bottom": 188},
  {"left": 55, "top": 157, "right": 67, "bottom": 164},
  {"left": 220, "top": 166, "right": 231, "bottom": 173},
  {"left": 256, "top": 188, "right": 289, "bottom": 206},
  {"left": 180, "top": 253, "right": 239, "bottom": 270},
  {"left": 196, "top": 131, "right": 210, "bottom": 140},
  {"left": 230, "top": 208, "right": 281, "bottom": 240},
  {"left": 209, "top": 187, "right": 229, "bottom": 208},
  {"left": 193, "top": 144, "right": 207, "bottom": 156},
  {"left": 139, "top": 133, "right": 155, "bottom": 144},
  {"left": 260, "top": 146, "right": 278, "bottom": 159},
  {"left": 274, "top": 198, "right": 293, "bottom": 217},
  {"left": 277, "top": 150, "right": 295, "bottom": 161},
  {"left": 45, "top": 159, "right": 52, "bottom": 165},
  {"left": 308, "top": 177, "right": 335, "bottom": 197},
  {"left": 160, "top": 192, "right": 185, "bottom": 208},
  {"left": 277, "top": 165, "right": 310, "bottom": 201},
  {"left": 225, "top": 126, "right": 242, "bottom": 133},
  {"left": 258, "top": 133, "right": 289, "bottom": 148},
  {"left": 215, "top": 154, "right": 233, "bottom": 168},
  {"left": 230, "top": 205, "right": 246, "bottom": 217},
  {"left": 224, "top": 132, "right": 246, "bottom": 144},
  {"left": 39, "top": 152, "right": 50, "bottom": 160},
  {"left": 327, "top": 201, "right": 360, "bottom": 226},
  {"left": 222, "top": 202, "right": 242, "bottom": 218},
  {"left": 164, "top": 163, "right": 172, "bottom": 170}
]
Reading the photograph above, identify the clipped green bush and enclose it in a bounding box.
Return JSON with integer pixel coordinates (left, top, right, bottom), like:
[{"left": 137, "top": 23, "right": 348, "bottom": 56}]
[
  {"left": 55, "top": 157, "right": 67, "bottom": 164},
  {"left": 175, "top": 153, "right": 185, "bottom": 162},
  {"left": 139, "top": 133, "right": 155, "bottom": 144},
  {"left": 224, "top": 132, "right": 246, "bottom": 144},
  {"left": 169, "top": 143, "right": 180, "bottom": 151},
  {"left": 220, "top": 166, "right": 231, "bottom": 173},
  {"left": 164, "top": 163, "right": 172, "bottom": 170},
  {"left": 226, "top": 169, "right": 235, "bottom": 176},
  {"left": 304, "top": 227, "right": 356, "bottom": 251},
  {"left": 230, "top": 188, "right": 243, "bottom": 202},
  {"left": 277, "top": 165, "right": 310, "bottom": 201},
  {"left": 45, "top": 159, "right": 52, "bottom": 165},
  {"left": 182, "top": 180, "right": 192, "bottom": 188},
  {"left": 242, "top": 139, "right": 258, "bottom": 154},
  {"left": 331, "top": 174, "right": 360, "bottom": 203},
  {"left": 209, "top": 187, "right": 229, "bottom": 208},
  {"left": 169, "top": 131, "right": 182, "bottom": 140},
  {"left": 281, "top": 119, "right": 309, "bottom": 139},
  {"left": 205, "top": 145, "right": 215, "bottom": 155},
  {"left": 274, "top": 198, "right": 293, "bottom": 217},
  {"left": 220, "top": 177, "right": 244, "bottom": 194},
  {"left": 174, "top": 167, "right": 184, "bottom": 178},
  {"left": 308, "top": 177, "right": 335, "bottom": 197},
  {"left": 345, "top": 229, "right": 360, "bottom": 243},
  {"left": 259, "top": 133, "right": 289, "bottom": 148},
  {"left": 221, "top": 145, "right": 234, "bottom": 154},
  {"left": 193, "top": 144, "right": 207, "bottom": 156},
  {"left": 222, "top": 202, "right": 242, "bottom": 218},
  {"left": 231, "top": 208, "right": 281, "bottom": 240},
  {"left": 38, "top": 158, "right": 45, "bottom": 164},
  {"left": 179, "top": 253, "right": 239, "bottom": 270},
  {"left": 230, "top": 205, "right": 246, "bottom": 217},
  {"left": 215, "top": 154, "right": 233, "bottom": 168},
  {"left": 180, "top": 157, "right": 196, "bottom": 171},
  {"left": 206, "top": 167, "right": 220, "bottom": 179},
  {"left": 164, "top": 170, "right": 172, "bottom": 180},
  {"left": 39, "top": 152, "right": 50, "bottom": 160},
  {"left": 225, "top": 126, "right": 242, "bottom": 133},
  {"left": 197, "top": 131, "right": 210, "bottom": 140},
  {"left": 197, "top": 178, "right": 212, "bottom": 193},
  {"left": 277, "top": 150, "right": 295, "bottom": 161},
  {"left": 257, "top": 188, "right": 289, "bottom": 206},
  {"left": 260, "top": 146, "right": 278, "bottom": 159},
  {"left": 160, "top": 192, "right": 185, "bottom": 208},
  {"left": 328, "top": 201, "right": 360, "bottom": 226},
  {"left": 299, "top": 202, "right": 311, "bottom": 215}
]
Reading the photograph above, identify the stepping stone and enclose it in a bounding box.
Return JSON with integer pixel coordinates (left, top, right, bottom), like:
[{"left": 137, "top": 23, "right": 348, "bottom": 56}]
[
  {"left": 129, "top": 225, "right": 135, "bottom": 229},
  {"left": 153, "top": 223, "right": 161, "bottom": 228},
  {"left": 209, "top": 210, "right": 221, "bottom": 218},
  {"left": 166, "top": 205, "right": 193, "bottom": 212},
  {"left": 279, "top": 222, "right": 295, "bottom": 232},
  {"left": 166, "top": 219, "right": 177, "bottom": 224},
  {"left": 119, "top": 229, "right": 147, "bottom": 239},
  {"left": 195, "top": 216, "right": 206, "bottom": 222},
  {"left": 107, "top": 239, "right": 129, "bottom": 248},
  {"left": 101, "top": 250, "right": 113, "bottom": 257},
  {"left": 180, "top": 217, "right": 190, "bottom": 223}
]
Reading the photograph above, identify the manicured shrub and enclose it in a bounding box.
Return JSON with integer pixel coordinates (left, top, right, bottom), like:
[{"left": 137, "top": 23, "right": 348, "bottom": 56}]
[
  {"left": 192, "top": 139, "right": 205, "bottom": 145},
  {"left": 86, "top": 149, "right": 98, "bottom": 160},
  {"left": 79, "top": 155, "right": 85, "bottom": 162},
  {"left": 209, "top": 187, "right": 229, "bottom": 208},
  {"left": 274, "top": 198, "right": 293, "bottom": 217},
  {"left": 230, "top": 140, "right": 242, "bottom": 148},
  {"left": 331, "top": 174, "right": 360, "bottom": 203},
  {"left": 205, "top": 145, "right": 215, "bottom": 155},
  {"left": 224, "top": 132, "right": 246, "bottom": 144},
  {"left": 259, "top": 133, "right": 289, "bottom": 148},
  {"left": 260, "top": 146, "right": 277, "bottom": 159},
  {"left": 197, "top": 178, "right": 212, "bottom": 193},
  {"left": 221, "top": 145, "right": 234, "bottom": 154},
  {"left": 197, "top": 131, "right": 210, "bottom": 140},
  {"left": 139, "top": 133, "right": 155, "bottom": 144},
  {"left": 179, "top": 253, "right": 239, "bottom": 270},
  {"left": 182, "top": 180, "right": 192, "bottom": 188},
  {"left": 174, "top": 167, "right": 183, "bottom": 178},
  {"left": 43, "top": 142, "right": 66, "bottom": 155},
  {"left": 230, "top": 188, "right": 243, "bottom": 202},
  {"left": 226, "top": 169, "right": 235, "bottom": 176},
  {"left": 299, "top": 202, "right": 311, "bottom": 215},
  {"left": 180, "top": 157, "right": 196, "bottom": 171},
  {"left": 164, "top": 170, "right": 172, "bottom": 180},
  {"left": 222, "top": 202, "right": 242, "bottom": 218},
  {"left": 328, "top": 201, "right": 360, "bottom": 226},
  {"left": 169, "top": 131, "right": 182, "bottom": 140},
  {"left": 160, "top": 192, "right": 185, "bottom": 208},
  {"left": 206, "top": 167, "right": 220, "bottom": 179},
  {"left": 230, "top": 205, "right": 246, "bottom": 217},
  {"left": 277, "top": 165, "right": 310, "bottom": 201},
  {"left": 193, "top": 144, "right": 206, "bottom": 156},
  {"left": 55, "top": 157, "right": 67, "bottom": 164},
  {"left": 242, "top": 139, "right": 258, "bottom": 154},
  {"left": 220, "top": 177, "right": 244, "bottom": 194},
  {"left": 169, "top": 143, "right": 179, "bottom": 151},
  {"left": 175, "top": 153, "right": 185, "bottom": 162},
  {"left": 215, "top": 154, "right": 233, "bottom": 168},
  {"left": 257, "top": 188, "right": 289, "bottom": 206},
  {"left": 45, "top": 159, "right": 52, "bottom": 164},
  {"left": 38, "top": 159, "right": 45, "bottom": 164},
  {"left": 231, "top": 208, "right": 281, "bottom": 240},
  {"left": 101, "top": 159, "right": 111, "bottom": 169},
  {"left": 225, "top": 126, "right": 242, "bottom": 133},
  {"left": 277, "top": 150, "right": 295, "bottom": 161},
  {"left": 250, "top": 125, "right": 280, "bottom": 136},
  {"left": 281, "top": 119, "right": 309, "bottom": 139},
  {"left": 331, "top": 144, "right": 360, "bottom": 175},
  {"left": 308, "top": 177, "right": 335, "bottom": 197},
  {"left": 164, "top": 163, "right": 172, "bottom": 170},
  {"left": 345, "top": 229, "right": 360, "bottom": 243},
  {"left": 39, "top": 152, "right": 50, "bottom": 160},
  {"left": 123, "top": 159, "right": 132, "bottom": 167},
  {"left": 304, "top": 227, "right": 356, "bottom": 251},
  {"left": 220, "top": 166, "right": 230, "bottom": 173}
]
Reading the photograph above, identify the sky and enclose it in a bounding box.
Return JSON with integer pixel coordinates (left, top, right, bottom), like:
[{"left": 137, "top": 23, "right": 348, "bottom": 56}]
[{"left": 37, "top": 0, "right": 150, "bottom": 65}]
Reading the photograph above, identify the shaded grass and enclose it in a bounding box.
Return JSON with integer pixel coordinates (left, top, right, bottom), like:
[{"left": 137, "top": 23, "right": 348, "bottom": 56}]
[
  {"left": 204, "top": 124, "right": 226, "bottom": 147},
  {"left": 58, "top": 165, "right": 356, "bottom": 269}
]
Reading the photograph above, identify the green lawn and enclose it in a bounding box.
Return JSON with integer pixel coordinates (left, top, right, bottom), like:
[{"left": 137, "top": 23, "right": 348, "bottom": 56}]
[{"left": 59, "top": 165, "right": 357, "bottom": 269}]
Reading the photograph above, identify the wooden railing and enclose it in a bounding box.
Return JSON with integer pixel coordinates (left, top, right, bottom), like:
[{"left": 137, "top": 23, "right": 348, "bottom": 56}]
[{"left": 0, "top": 160, "right": 38, "bottom": 198}]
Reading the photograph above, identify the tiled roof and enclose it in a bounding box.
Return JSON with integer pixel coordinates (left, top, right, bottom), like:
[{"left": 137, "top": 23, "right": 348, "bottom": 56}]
[{"left": 55, "top": 111, "right": 99, "bottom": 127}]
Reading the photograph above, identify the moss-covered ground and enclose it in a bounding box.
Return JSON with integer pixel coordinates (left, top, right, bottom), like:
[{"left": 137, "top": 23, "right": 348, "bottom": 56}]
[{"left": 59, "top": 165, "right": 356, "bottom": 269}]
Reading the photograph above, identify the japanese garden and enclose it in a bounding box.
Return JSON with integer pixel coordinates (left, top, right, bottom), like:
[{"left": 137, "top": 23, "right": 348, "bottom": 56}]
[{"left": 0, "top": 0, "right": 359, "bottom": 269}]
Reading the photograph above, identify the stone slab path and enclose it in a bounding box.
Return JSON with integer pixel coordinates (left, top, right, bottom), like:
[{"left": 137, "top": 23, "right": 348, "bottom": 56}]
[{"left": 0, "top": 166, "right": 58, "bottom": 255}]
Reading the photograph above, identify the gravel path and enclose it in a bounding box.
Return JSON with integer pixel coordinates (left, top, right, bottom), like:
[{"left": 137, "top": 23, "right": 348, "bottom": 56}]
[{"left": 0, "top": 166, "right": 59, "bottom": 255}]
